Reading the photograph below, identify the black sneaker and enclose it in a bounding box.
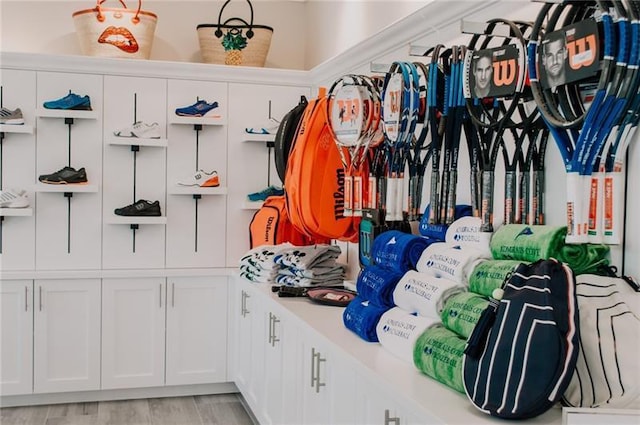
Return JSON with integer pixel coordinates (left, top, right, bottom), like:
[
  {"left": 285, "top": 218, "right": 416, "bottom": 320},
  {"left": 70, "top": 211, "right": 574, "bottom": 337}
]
[
  {"left": 39, "top": 167, "right": 88, "bottom": 184},
  {"left": 114, "top": 199, "right": 161, "bottom": 216}
]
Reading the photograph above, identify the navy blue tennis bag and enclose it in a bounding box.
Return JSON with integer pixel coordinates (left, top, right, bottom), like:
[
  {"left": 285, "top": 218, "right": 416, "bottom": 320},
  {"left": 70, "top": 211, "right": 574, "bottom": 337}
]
[{"left": 462, "top": 258, "right": 579, "bottom": 419}]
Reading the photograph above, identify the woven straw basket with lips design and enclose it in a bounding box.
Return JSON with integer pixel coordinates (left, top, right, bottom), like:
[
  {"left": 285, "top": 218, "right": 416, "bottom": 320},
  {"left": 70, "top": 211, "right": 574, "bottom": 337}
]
[
  {"left": 197, "top": 0, "right": 273, "bottom": 67},
  {"left": 72, "top": 0, "right": 157, "bottom": 59}
]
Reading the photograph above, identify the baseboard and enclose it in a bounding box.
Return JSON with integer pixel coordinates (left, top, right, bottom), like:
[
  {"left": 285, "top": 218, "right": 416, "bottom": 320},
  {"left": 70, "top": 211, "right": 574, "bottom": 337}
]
[
  {"left": 236, "top": 392, "right": 260, "bottom": 425},
  {"left": 0, "top": 382, "right": 239, "bottom": 408}
]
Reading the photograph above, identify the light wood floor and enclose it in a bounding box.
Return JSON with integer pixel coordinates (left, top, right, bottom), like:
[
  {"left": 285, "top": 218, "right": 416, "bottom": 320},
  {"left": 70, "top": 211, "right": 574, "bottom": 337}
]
[{"left": 0, "top": 394, "right": 253, "bottom": 425}]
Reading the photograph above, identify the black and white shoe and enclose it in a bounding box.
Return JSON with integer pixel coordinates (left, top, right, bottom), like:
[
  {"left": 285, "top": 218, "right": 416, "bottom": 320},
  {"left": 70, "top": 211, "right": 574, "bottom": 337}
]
[
  {"left": 38, "top": 167, "right": 88, "bottom": 184},
  {"left": 114, "top": 199, "right": 161, "bottom": 216}
]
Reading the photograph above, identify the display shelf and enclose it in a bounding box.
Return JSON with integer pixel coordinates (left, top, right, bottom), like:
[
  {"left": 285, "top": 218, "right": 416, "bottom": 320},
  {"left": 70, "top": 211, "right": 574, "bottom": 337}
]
[
  {"left": 34, "top": 183, "right": 99, "bottom": 193},
  {"left": 35, "top": 108, "right": 98, "bottom": 120},
  {"left": 241, "top": 133, "right": 275, "bottom": 143},
  {"left": 241, "top": 200, "right": 264, "bottom": 210},
  {"left": 0, "top": 208, "right": 33, "bottom": 217},
  {"left": 0, "top": 124, "right": 34, "bottom": 134},
  {"left": 106, "top": 136, "right": 168, "bottom": 147},
  {"left": 169, "top": 116, "right": 225, "bottom": 126},
  {"left": 168, "top": 186, "right": 228, "bottom": 196},
  {"left": 105, "top": 215, "right": 167, "bottom": 225}
]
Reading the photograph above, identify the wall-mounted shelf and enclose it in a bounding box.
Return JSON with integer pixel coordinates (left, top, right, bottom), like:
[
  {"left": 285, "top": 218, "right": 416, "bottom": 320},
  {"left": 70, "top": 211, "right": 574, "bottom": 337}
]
[
  {"left": 168, "top": 186, "right": 228, "bottom": 196},
  {"left": 105, "top": 215, "right": 167, "bottom": 225},
  {"left": 242, "top": 134, "right": 275, "bottom": 143},
  {"left": 0, "top": 208, "right": 33, "bottom": 217},
  {"left": 106, "top": 136, "right": 168, "bottom": 147},
  {"left": 169, "top": 116, "right": 225, "bottom": 126},
  {"left": 0, "top": 124, "right": 34, "bottom": 134},
  {"left": 34, "top": 183, "right": 99, "bottom": 193},
  {"left": 241, "top": 200, "right": 264, "bottom": 210},
  {"left": 35, "top": 108, "right": 98, "bottom": 120}
]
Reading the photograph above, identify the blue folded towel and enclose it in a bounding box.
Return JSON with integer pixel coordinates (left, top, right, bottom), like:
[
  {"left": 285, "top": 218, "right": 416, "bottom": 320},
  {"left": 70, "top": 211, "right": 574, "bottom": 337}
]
[
  {"left": 356, "top": 265, "right": 404, "bottom": 308},
  {"left": 419, "top": 204, "right": 473, "bottom": 240},
  {"left": 372, "top": 230, "right": 432, "bottom": 273},
  {"left": 343, "top": 297, "right": 389, "bottom": 342}
]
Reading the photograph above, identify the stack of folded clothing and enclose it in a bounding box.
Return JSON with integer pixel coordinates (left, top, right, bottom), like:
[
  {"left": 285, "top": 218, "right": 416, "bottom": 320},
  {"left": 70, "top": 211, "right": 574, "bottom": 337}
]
[
  {"left": 490, "top": 224, "right": 610, "bottom": 275},
  {"left": 273, "top": 244, "right": 346, "bottom": 287},
  {"left": 238, "top": 243, "right": 292, "bottom": 283}
]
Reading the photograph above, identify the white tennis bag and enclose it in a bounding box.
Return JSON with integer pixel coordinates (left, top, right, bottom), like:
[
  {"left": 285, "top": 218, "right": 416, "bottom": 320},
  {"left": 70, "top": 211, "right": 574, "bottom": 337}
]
[{"left": 563, "top": 273, "right": 640, "bottom": 408}]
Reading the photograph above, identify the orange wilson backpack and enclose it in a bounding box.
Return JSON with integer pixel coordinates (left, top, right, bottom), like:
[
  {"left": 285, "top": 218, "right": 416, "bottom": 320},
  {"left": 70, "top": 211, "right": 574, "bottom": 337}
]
[
  {"left": 249, "top": 195, "right": 321, "bottom": 249},
  {"left": 284, "top": 88, "right": 358, "bottom": 242}
]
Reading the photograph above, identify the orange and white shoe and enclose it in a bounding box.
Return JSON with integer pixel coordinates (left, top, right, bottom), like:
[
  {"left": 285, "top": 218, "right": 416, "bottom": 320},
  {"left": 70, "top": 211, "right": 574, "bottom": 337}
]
[{"left": 178, "top": 170, "right": 220, "bottom": 187}]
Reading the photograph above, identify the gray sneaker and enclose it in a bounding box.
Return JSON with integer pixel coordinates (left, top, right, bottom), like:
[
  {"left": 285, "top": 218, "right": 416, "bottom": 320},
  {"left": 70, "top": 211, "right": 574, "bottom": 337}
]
[{"left": 0, "top": 107, "right": 24, "bottom": 125}]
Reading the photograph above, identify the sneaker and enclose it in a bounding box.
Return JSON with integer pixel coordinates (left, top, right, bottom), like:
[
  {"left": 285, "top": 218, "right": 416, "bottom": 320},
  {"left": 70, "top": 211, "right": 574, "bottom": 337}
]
[
  {"left": 43, "top": 93, "right": 92, "bottom": 110},
  {"left": 0, "top": 189, "right": 29, "bottom": 208},
  {"left": 245, "top": 118, "right": 280, "bottom": 135},
  {"left": 247, "top": 186, "right": 284, "bottom": 202},
  {"left": 114, "top": 199, "right": 161, "bottom": 216},
  {"left": 178, "top": 170, "right": 220, "bottom": 187},
  {"left": 38, "top": 166, "right": 88, "bottom": 184},
  {"left": 175, "top": 100, "right": 219, "bottom": 117},
  {"left": 0, "top": 107, "right": 25, "bottom": 125},
  {"left": 114, "top": 121, "right": 161, "bottom": 139}
]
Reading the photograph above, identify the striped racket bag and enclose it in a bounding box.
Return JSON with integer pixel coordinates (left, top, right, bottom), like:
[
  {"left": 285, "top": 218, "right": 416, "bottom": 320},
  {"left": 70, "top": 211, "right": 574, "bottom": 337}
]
[
  {"left": 462, "top": 258, "right": 579, "bottom": 419},
  {"left": 563, "top": 273, "right": 640, "bottom": 409}
]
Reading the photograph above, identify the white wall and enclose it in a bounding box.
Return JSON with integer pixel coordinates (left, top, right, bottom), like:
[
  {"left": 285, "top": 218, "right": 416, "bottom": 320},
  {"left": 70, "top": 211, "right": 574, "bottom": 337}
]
[
  {"left": 303, "top": 1, "right": 428, "bottom": 69},
  {"left": 0, "top": 0, "right": 427, "bottom": 70},
  {"left": 0, "top": 0, "right": 307, "bottom": 69}
]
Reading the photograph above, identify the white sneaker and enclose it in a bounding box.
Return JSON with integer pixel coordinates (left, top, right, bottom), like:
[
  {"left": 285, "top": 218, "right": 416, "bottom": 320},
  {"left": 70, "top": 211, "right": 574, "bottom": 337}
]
[
  {"left": 0, "top": 189, "right": 29, "bottom": 208},
  {"left": 0, "top": 107, "right": 25, "bottom": 125},
  {"left": 178, "top": 170, "right": 220, "bottom": 187},
  {"left": 114, "top": 121, "right": 161, "bottom": 139},
  {"left": 245, "top": 117, "right": 280, "bottom": 135}
]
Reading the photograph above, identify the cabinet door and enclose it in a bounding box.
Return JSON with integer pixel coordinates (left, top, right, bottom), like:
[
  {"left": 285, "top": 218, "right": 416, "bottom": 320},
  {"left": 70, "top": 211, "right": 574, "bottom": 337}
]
[
  {"left": 33, "top": 279, "right": 100, "bottom": 393},
  {"left": 102, "top": 278, "right": 165, "bottom": 389},
  {"left": 300, "top": 338, "right": 357, "bottom": 425},
  {"left": 0, "top": 280, "right": 33, "bottom": 395},
  {"left": 231, "top": 279, "right": 253, "bottom": 394},
  {"left": 165, "top": 277, "right": 228, "bottom": 385},
  {"left": 356, "top": 373, "right": 430, "bottom": 425},
  {"left": 260, "top": 308, "right": 300, "bottom": 425}
]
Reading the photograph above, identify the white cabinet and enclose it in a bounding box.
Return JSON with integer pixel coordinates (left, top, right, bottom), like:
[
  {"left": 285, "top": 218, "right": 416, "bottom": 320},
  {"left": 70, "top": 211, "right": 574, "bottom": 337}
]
[
  {"left": 0, "top": 280, "right": 33, "bottom": 395},
  {"left": 103, "top": 276, "right": 228, "bottom": 390},
  {"left": 232, "top": 280, "right": 254, "bottom": 394},
  {"left": 300, "top": 337, "right": 357, "bottom": 425},
  {"left": 33, "top": 279, "right": 101, "bottom": 393},
  {"left": 101, "top": 278, "right": 166, "bottom": 389},
  {"left": 258, "top": 304, "right": 300, "bottom": 425},
  {"left": 356, "top": 374, "right": 428, "bottom": 425},
  {"left": 165, "top": 277, "right": 228, "bottom": 386}
]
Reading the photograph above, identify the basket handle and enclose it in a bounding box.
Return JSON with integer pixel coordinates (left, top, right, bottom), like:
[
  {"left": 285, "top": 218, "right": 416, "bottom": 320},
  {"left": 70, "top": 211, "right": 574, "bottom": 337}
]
[
  {"left": 95, "top": 0, "right": 143, "bottom": 24},
  {"left": 214, "top": 0, "right": 255, "bottom": 39}
]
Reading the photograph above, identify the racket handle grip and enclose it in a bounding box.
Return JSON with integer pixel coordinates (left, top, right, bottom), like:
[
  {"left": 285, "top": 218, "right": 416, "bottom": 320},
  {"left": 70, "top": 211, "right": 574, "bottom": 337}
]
[
  {"left": 353, "top": 175, "right": 363, "bottom": 217},
  {"left": 565, "top": 172, "right": 586, "bottom": 244},
  {"left": 429, "top": 171, "right": 440, "bottom": 224},
  {"left": 377, "top": 176, "right": 387, "bottom": 210},
  {"left": 386, "top": 177, "right": 397, "bottom": 222},
  {"left": 504, "top": 170, "right": 517, "bottom": 225},
  {"left": 470, "top": 168, "right": 481, "bottom": 218},
  {"left": 480, "top": 170, "right": 494, "bottom": 233},
  {"left": 518, "top": 171, "right": 530, "bottom": 225},
  {"left": 367, "top": 175, "right": 377, "bottom": 210},
  {"left": 344, "top": 175, "right": 353, "bottom": 217},
  {"left": 407, "top": 175, "right": 417, "bottom": 221},
  {"left": 587, "top": 172, "right": 604, "bottom": 243},
  {"left": 394, "top": 175, "right": 405, "bottom": 222},
  {"left": 533, "top": 170, "right": 545, "bottom": 225},
  {"left": 445, "top": 170, "right": 457, "bottom": 225},
  {"left": 440, "top": 171, "right": 450, "bottom": 224},
  {"left": 603, "top": 170, "right": 624, "bottom": 245}
]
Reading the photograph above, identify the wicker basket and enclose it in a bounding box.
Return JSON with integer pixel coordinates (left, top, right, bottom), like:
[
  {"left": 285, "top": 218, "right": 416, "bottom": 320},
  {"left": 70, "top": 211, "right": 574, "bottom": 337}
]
[
  {"left": 72, "top": 0, "right": 157, "bottom": 59},
  {"left": 197, "top": 0, "right": 273, "bottom": 67}
]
